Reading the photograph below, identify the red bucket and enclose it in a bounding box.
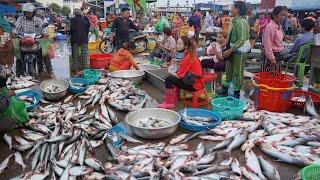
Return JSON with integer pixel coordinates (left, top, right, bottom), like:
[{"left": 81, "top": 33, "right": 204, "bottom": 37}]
[
  {"left": 290, "top": 90, "right": 320, "bottom": 109},
  {"left": 253, "top": 82, "right": 295, "bottom": 112},
  {"left": 254, "top": 72, "right": 296, "bottom": 88},
  {"left": 90, "top": 53, "right": 113, "bottom": 69}
]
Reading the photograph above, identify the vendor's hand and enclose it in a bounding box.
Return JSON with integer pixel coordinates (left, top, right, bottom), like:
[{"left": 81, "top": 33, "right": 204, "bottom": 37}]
[
  {"left": 109, "top": 35, "right": 114, "bottom": 42},
  {"left": 222, "top": 49, "right": 233, "bottom": 59},
  {"left": 270, "top": 59, "right": 276, "bottom": 64},
  {"left": 7, "top": 90, "right": 15, "bottom": 97}
]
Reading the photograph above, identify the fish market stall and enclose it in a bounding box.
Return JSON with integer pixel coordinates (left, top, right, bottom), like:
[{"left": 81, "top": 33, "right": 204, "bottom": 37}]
[{"left": 0, "top": 70, "right": 319, "bottom": 179}]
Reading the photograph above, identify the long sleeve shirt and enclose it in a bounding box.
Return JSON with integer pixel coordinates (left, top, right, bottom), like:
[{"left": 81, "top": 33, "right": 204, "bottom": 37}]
[
  {"left": 262, "top": 20, "right": 285, "bottom": 61},
  {"left": 111, "top": 17, "right": 139, "bottom": 41},
  {"left": 290, "top": 32, "right": 314, "bottom": 53},
  {"left": 188, "top": 15, "right": 201, "bottom": 31},
  {"left": 177, "top": 53, "right": 204, "bottom": 90},
  {"left": 228, "top": 17, "right": 250, "bottom": 51},
  {"left": 13, "top": 16, "right": 43, "bottom": 35}
]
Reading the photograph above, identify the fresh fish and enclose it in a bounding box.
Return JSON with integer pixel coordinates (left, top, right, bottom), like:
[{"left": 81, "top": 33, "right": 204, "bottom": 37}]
[
  {"left": 193, "top": 165, "right": 230, "bottom": 176},
  {"left": 79, "top": 139, "right": 87, "bottom": 166},
  {"left": 170, "top": 155, "right": 188, "bottom": 171},
  {"left": 170, "top": 134, "right": 189, "bottom": 145},
  {"left": 241, "top": 165, "right": 261, "bottom": 180},
  {"left": 231, "top": 158, "right": 242, "bottom": 176},
  {"left": 0, "top": 154, "right": 12, "bottom": 174},
  {"left": 3, "top": 134, "right": 12, "bottom": 149},
  {"left": 69, "top": 166, "right": 94, "bottom": 176},
  {"left": 210, "top": 137, "right": 233, "bottom": 151},
  {"left": 85, "top": 158, "right": 104, "bottom": 171},
  {"left": 31, "top": 148, "right": 41, "bottom": 170},
  {"left": 14, "top": 152, "right": 26, "bottom": 170},
  {"left": 119, "top": 134, "right": 143, "bottom": 144},
  {"left": 245, "top": 150, "right": 266, "bottom": 180},
  {"left": 198, "top": 135, "right": 224, "bottom": 141},
  {"left": 226, "top": 131, "right": 248, "bottom": 152},
  {"left": 305, "top": 95, "right": 320, "bottom": 118},
  {"left": 183, "top": 131, "right": 211, "bottom": 142},
  {"left": 258, "top": 155, "right": 281, "bottom": 180},
  {"left": 15, "top": 136, "right": 32, "bottom": 146},
  {"left": 107, "top": 106, "right": 118, "bottom": 124},
  {"left": 63, "top": 95, "right": 73, "bottom": 104},
  {"left": 83, "top": 172, "right": 107, "bottom": 180},
  {"left": 197, "top": 153, "right": 215, "bottom": 165},
  {"left": 195, "top": 142, "right": 206, "bottom": 158},
  {"left": 137, "top": 117, "right": 170, "bottom": 128},
  {"left": 45, "top": 135, "right": 70, "bottom": 143},
  {"left": 91, "top": 92, "right": 102, "bottom": 106},
  {"left": 60, "top": 163, "right": 72, "bottom": 180}
]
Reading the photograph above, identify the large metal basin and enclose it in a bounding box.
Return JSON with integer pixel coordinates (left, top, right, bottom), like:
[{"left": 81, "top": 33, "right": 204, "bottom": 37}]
[
  {"left": 125, "top": 108, "right": 181, "bottom": 139},
  {"left": 109, "top": 70, "right": 145, "bottom": 84},
  {"left": 40, "top": 79, "right": 69, "bottom": 101},
  {"left": 140, "top": 64, "right": 161, "bottom": 71}
]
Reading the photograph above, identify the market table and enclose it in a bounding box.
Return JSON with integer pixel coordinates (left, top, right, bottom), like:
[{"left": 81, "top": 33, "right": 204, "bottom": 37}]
[{"left": 0, "top": 79, "right": 304, "bottom": 179}]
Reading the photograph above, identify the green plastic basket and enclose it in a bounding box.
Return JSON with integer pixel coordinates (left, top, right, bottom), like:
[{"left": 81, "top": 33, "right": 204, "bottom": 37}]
[
  {"left": 301, "top": 164, "right": 320, "bottom": 180},
  {"left": 83, "top": 69, "right": 101, "bottom": 85},
  {"left": 211, "top": 96, "right": 245, "bottom": 120}
]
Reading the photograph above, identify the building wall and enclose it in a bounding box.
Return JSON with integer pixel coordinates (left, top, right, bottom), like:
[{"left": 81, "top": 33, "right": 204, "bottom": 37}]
[{"left": 276, "top": 0, "right": 320, "bottom": 10}]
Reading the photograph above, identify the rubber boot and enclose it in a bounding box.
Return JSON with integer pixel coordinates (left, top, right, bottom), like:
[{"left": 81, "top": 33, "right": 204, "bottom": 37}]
[{"left": 157, "top": 88, "right": 178, "bottom": 109}]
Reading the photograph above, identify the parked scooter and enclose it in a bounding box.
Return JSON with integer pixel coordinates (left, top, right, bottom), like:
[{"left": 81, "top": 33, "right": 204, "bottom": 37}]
[
  {"left": 16, "top": 24, "right": 49, "bottom": 76},
  {"left": 99, "top": 30, "right": 156, "bottom": 54}
]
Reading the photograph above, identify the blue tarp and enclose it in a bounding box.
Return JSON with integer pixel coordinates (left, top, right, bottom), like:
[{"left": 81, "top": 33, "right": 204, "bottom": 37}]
[{"left": 0, "top": 4, "right": 16, "bottom": 14}]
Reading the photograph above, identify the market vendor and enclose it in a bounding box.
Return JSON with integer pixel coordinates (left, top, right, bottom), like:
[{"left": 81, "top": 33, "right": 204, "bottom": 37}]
[
  {"left": 108, "top": 41, "right": 140, "bottom": 72},
  {"left": 0, "top": 76, "right": 29, "bottom": 130},
  {"left": 148, "top": 27, "right": 176, "bottom": 65},
  {"left": 222, "top": 1, "right": 250, "bottom": 98},
  {"left": 158, "top": 36, "right": 204, "bottom": 109},
  {"left": 201, "top": 32, "right": 226, "bottom": 91},
  {"left": 261, "top": 6, "right": 288, "bottom": 73}
]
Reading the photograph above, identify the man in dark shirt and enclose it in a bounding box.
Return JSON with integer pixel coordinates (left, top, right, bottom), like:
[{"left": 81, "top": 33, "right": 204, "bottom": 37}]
[
  {"left": 110, "top": 8, "right": 140, "bottom": 50},
  {"left": 69, "top": 8, "right": 90, "bottom": 75},
  {"left": 189, "top": 9, "right": 202, "bottom": 41}
]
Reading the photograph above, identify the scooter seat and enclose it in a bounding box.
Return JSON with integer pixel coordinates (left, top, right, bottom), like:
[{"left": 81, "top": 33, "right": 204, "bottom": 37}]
[{"left": 21, "top": 43, "right": 41, "bottom": 53}]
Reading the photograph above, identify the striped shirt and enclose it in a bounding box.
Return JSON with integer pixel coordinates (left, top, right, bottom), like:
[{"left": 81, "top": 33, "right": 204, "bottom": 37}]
[
  {"left": 228, "top": 17, "right": 250, "bottom": 51},
  {"left": 13, "top": 16, "right": 43, "bottom": 35}
]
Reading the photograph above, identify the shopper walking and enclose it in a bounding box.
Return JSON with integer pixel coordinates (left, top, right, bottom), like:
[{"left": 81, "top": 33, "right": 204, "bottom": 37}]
[{"left": 69, "top": 8, "right": 90, "bottom": 75}]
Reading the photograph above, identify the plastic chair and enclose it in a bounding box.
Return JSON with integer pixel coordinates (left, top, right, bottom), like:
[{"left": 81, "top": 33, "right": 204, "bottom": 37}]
[
  {"left": 181, "top": 89, "right": 209, "bottom": 108},
  {"left": 284, "top": 43, "right": 312, "bottom": 87}
]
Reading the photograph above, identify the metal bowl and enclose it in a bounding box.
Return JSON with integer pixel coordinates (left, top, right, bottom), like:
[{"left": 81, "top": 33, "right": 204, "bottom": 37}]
[
  {"left": 125, "top": 108, "right": 181, "bottom": 139},
  {"left": 109, "top": 70, "right": 145, "bottom": 84},
  {"left": 140, "top": 64, "right": 161, "bottom": 71},
  {"left": 40, "top": 79, "right": 69, "bottom": 101}
]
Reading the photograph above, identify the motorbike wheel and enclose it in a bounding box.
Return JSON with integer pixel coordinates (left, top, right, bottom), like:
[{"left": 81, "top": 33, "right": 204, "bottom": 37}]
[
  {"left": 99, "top": 39, "right": 114, "bottom": 53},
  {"left": 134, "top": 39, "right": 147, "bottom": 53}
]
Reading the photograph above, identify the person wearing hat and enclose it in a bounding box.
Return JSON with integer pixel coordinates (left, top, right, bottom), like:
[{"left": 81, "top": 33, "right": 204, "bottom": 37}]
[
  {"left": 69, "top": 8, "right": 90, "bottom": 75},
  {"left": 108, "top": 41, "right": 140, "bottom": 72},
  {"left": 110, "top": 8, "right": 140, "bottom": 50}
]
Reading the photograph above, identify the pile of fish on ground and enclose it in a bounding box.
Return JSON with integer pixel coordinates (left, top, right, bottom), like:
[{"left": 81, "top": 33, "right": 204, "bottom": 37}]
[{"left": 0, "top": 76, "right": 148, "bottom": 179}]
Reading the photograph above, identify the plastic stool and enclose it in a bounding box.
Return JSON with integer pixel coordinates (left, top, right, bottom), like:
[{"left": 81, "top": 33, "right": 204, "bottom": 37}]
[
  {"left": 204, "top": 72, "right": 217, "bottom": 99},
  {"left": 181, "top": 89, "right": 209, "bottom": 108}
]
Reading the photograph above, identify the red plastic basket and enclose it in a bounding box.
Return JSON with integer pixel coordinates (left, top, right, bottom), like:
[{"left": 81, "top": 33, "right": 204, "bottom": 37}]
[
  {"left": 291, "top": 90, "right": 320, "bottom": 108},
  {"left": 253, "top": 82, "right": 296, "bottom": 112},
  {"left": 90, "top": 53, "right": 113, "bottom": 69},
  {"left": 254, "top": 72, "right": 296, "bottom": 88}
]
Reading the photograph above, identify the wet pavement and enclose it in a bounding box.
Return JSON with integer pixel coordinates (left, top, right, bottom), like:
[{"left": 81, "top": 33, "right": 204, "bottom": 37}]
[{"left": 0, "top": 40, "right": 318, "bottom": 179}]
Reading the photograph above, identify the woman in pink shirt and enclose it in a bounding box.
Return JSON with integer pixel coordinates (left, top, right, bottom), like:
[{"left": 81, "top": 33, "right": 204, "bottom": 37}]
[{"left": 261, "top": 6, "right": 288, "bottom": 73}]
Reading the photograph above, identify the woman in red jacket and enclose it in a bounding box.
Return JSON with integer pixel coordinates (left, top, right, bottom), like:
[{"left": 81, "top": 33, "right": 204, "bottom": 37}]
[{"left": 158, "top": 36, "right": 204, "bottom": 109}]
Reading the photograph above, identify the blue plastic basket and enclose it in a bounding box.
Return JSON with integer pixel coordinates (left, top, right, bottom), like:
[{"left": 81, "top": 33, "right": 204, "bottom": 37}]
[
  {"left": 16, "top": 90, "right": 41, "bottom": 111},
  {"left": 83, "top": 69, "right": 101, "bottom": 85},
  {"left": 178, "top": 108, "right": 222, "bottom": 132},
  {"left": 108, "top": 123, "right": 128, "bottom": 147},
  {"left": 68, "top": 77, "right": 89, "bottom": 94},
  {"left": 211, "top": 96, "right": 245, "bottom": 120}
]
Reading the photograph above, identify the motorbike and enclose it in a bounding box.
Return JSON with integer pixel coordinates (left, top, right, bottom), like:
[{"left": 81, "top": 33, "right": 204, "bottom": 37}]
[
  {"left": 16, "top": 24, "right": 49, "bottom": 76},
  {"left": 99, "top": 30, "right": 156, "bottom": 54}
]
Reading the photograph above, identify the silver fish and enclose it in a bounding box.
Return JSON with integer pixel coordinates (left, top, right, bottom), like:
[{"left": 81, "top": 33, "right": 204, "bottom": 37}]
[
  {"left": 85, "top": 157, "right": 104, "bottom": 171},
  {"left": 3, "top": 134, "right": 12, "bottom": 150},
  {"left": 69, "top": 166, "right": 94, "bottom": 176},
  {"left": 92, "top": 92, "right": 102, "bottom": 106},
  {"left": 245, "top": 150, "right": 266, "bottom": 180},
  {"left": 79, "top": 139, "right": 87, "bottom": 166},
  {"left": 14, "top": 152, "right": 26, "bottom": 170},
  {"left": 258, "top": 155, "right": 281, "bottom": 180},
  {"left": 170, "top": 155, "right": 188, "bottom": 171},
  {"left": 231, "top": 158, "right": 242, "bottom": 176},
  {"left": 195, "top": 142, "right": 206, "bottom": 158},
  {"left": 210, "top": 137, "right": 233, "bottom": 151},
  {"left": 0, "top": 154, "right": 12, "bottom": 174},
  {"left": 119, "top": 134, "right": 143, "bottom": 144},
  {"left": 170, "top": 134, "right": 189, "bottom": 145},
  {"left": 227, "top": 131, "right": 248, "bottom": 152},
  {"left": 305, "top": 95, "right": 320, "bottom": 118},
  {"left": 197, "top": 153, "right": 215, "bottom": 165},
  {"left": 31, "top": 148, "right": 41, "bottom": 170},
  {"left": 107, "top": 106, "right": 118, "bottom": 124},
  {"left": 45, "top": 135, "right": 70, "bottom": 143},
  {"left": 241, "top": 165, "right": 261, "bottom": 180},
  {"left": 83, "top": 172, "right": 107, "bottom": 180}
]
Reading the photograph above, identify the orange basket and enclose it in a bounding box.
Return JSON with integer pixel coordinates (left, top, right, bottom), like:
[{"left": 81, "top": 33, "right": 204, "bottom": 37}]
[
  {"left": 291, "top": 90, "right": 320, "bottom": 109},
  {"left": 254, "top": 72, "right": 296, "bottom": 88},
  {"left": 253, "top": 82, "right": 296, "bottom": 112}
]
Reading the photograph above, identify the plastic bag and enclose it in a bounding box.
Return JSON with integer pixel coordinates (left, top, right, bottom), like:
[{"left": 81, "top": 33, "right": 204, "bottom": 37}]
[
  {"left": 0, "top": 88, "right": 29, "bottom": 125},
  {"left": 155, "top": 17, "right": 171, "bottom": 33},
  {"left": 38, "top": 38, "right": 51, "bottom": 56},
  {"left": 12, "top": 38, "right": 21, "bottom": 59}
]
